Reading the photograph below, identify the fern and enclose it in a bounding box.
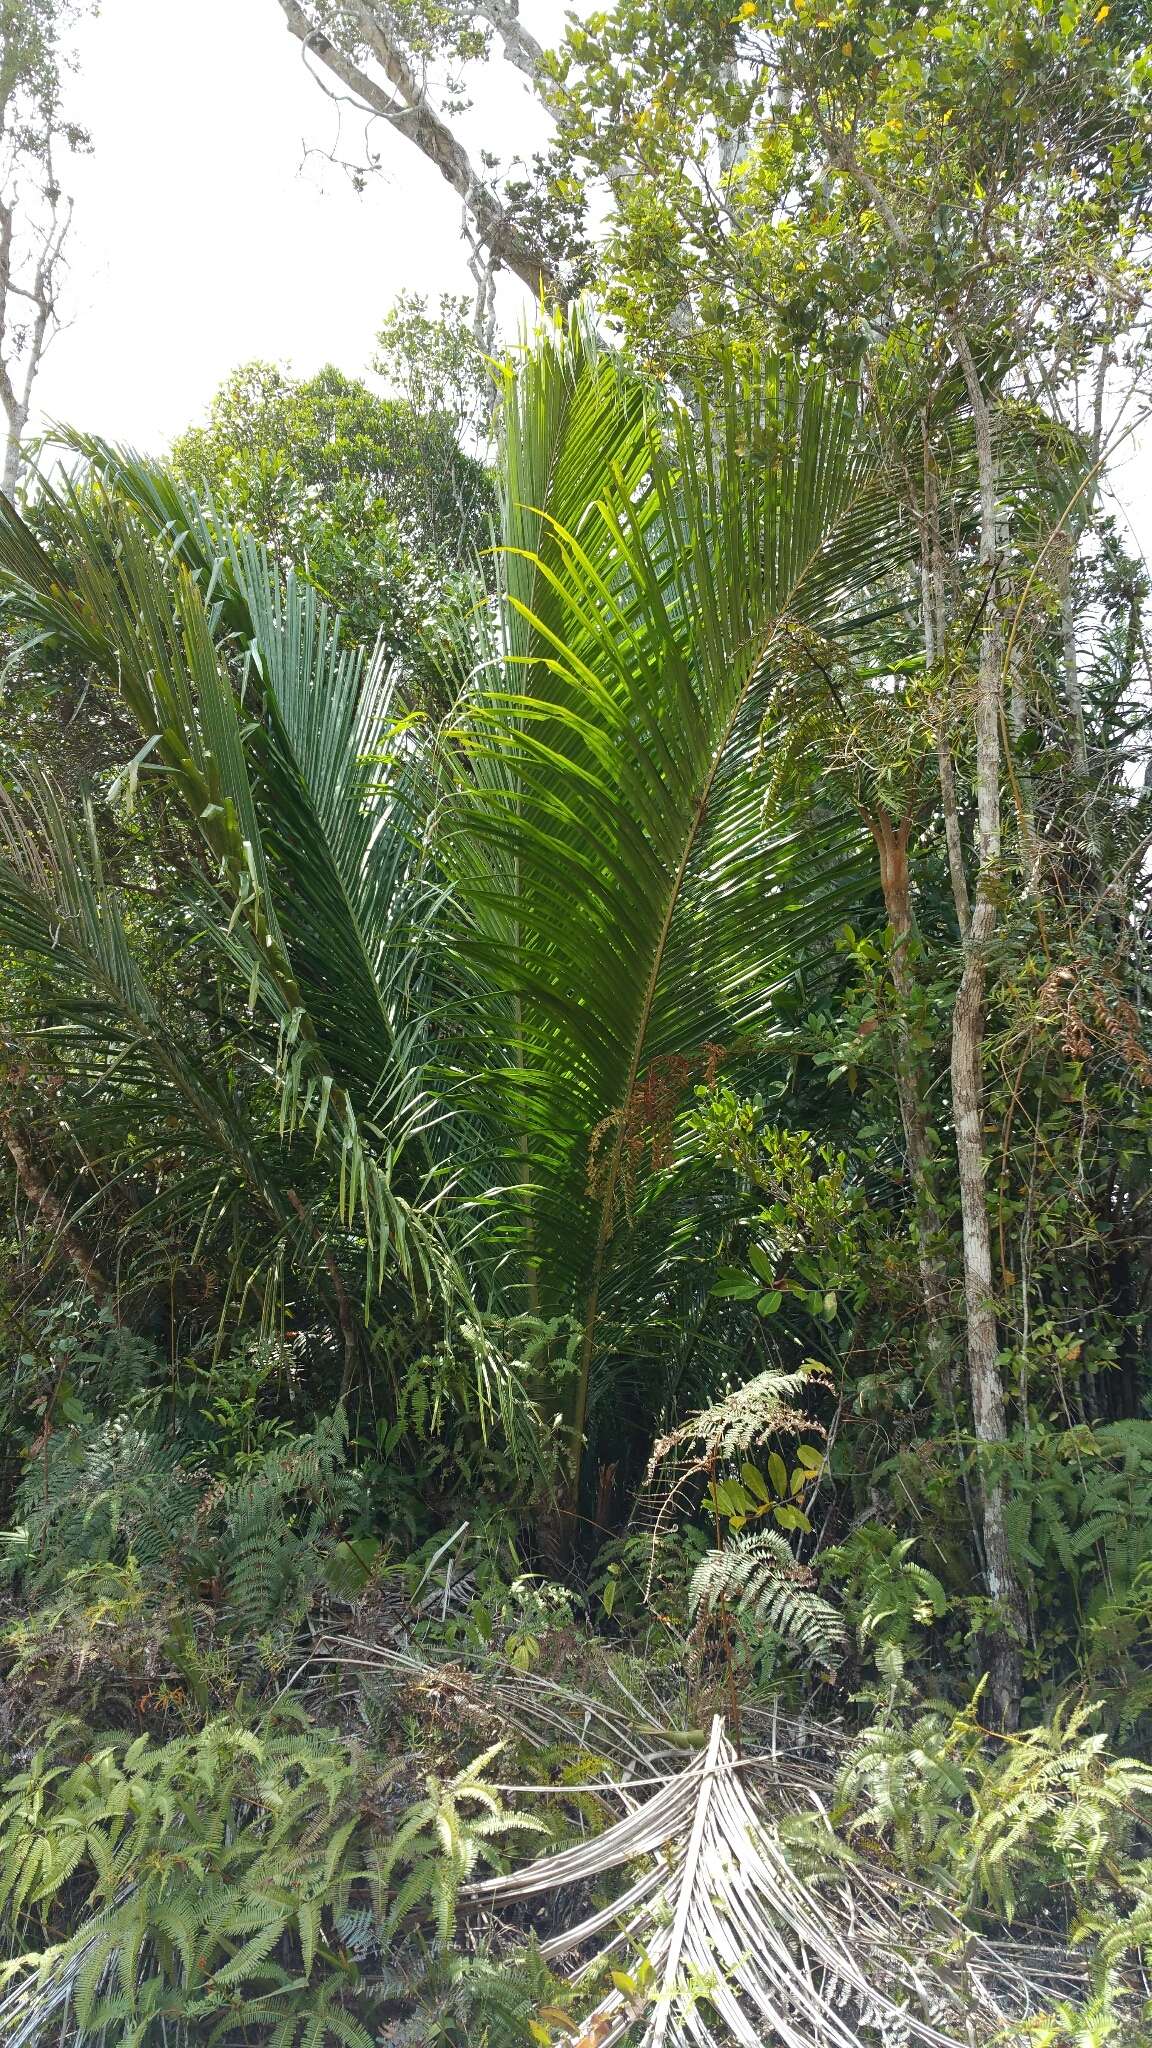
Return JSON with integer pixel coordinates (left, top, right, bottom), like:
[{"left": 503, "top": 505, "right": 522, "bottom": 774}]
[
  {"left": 1010, "top": 1420, "right": 1152, "bottom": 1648},
  {"left": 217, "top": 1405, "right": 363, "bottom": 1639},
  {"left": 689, "top": 1529, "right": 845, "bottom": 1665},
  {"left": 0, "top": 1706, "right": 552, "bottom": 2045},
  {"left": 1, "top": 1403, "right": 368, "bottom": 1649},
  {"left": 648, "top": 1364, "right": 823, "bottom": 1477},
  {"left": 1, "top": 1419, "right": 202, "bottom": 1596},
  {"left": 375, "top": 1741, "right": 548, "bottom": 1943},
  {"left": 837, "top": 1690, "right": 1152, "bottom": 1925},
  {"left": 365, "top": 1944, "right": 553, "bottom": 2047}
]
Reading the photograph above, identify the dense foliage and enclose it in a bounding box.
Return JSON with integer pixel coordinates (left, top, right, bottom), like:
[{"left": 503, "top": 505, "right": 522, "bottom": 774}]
[
  {"left": 0, "top": 2, "right": 1150, "bottom": 2041},
  {"left": 170, "top": 302, "right": 495, "bottom": 675}
]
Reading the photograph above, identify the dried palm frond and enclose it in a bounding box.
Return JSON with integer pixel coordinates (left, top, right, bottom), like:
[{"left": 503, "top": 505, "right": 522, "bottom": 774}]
[
  {"left": 0, "top": 1896, "right": 131, "bottom": 2048},
  {"left": 302, "top": 1643, "right": 1092, "bottom": 2038},
  {"left": 466, "top": 1715, "right": 1076, "bottom": 2048}
]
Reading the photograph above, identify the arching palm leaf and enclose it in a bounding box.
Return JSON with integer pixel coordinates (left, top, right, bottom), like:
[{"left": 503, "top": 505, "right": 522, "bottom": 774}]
[
  {"left": 451, "top": 323, "right": 910, "bottom": 1475},
  {"left": 0, "top": 471, "right": 463, "bottom": 1311},
  {"left": 0, "top": 777, "right": 312, "bottom": 1313}
]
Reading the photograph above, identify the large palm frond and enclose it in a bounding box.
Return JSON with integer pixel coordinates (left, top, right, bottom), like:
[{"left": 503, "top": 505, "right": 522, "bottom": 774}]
[
  {"left": 0, "top": 467, "right": 464, "bottom": 1312},
  {"left": 450, "top": 319, "right": 911, "bottom": 1464},
  {"left": 0, "top": 459, "right": 438, "bottom": 1113}
]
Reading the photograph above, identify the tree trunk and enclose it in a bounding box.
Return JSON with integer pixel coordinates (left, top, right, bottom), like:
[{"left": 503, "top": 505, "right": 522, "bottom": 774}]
[
  {"left": 948, "top": 337, "right": 1025, "bottom": 1728},
  {"left": 950, "top": 942, "right": 1022, "bottom": 1724},
  {"left": 1, "top": 403, "right": 24, "bottom": 498},
  {"left": 0, "top": 172, "right": 71, "bottom": 503},
  {"left": 830, "top": 138, "right": 1027, "bottom": 1728},
  {"left": 920, "top": 430, "right": 971, "bottom": 939}
]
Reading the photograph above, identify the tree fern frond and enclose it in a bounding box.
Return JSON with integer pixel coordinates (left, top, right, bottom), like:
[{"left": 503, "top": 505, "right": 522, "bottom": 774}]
[{"left": 649, "top": 1363, "right": 825, "bottom": 1474}]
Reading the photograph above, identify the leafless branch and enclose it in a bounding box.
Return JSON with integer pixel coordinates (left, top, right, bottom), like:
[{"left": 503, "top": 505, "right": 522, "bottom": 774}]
[{"left": 278, "top": 0, "right": 559, "bottom": 297}]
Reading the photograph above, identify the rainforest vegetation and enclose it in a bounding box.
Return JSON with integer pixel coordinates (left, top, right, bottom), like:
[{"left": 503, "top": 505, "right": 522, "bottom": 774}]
[{"left": 1, "top": 0, "right": 1152, "bottom": 2042}]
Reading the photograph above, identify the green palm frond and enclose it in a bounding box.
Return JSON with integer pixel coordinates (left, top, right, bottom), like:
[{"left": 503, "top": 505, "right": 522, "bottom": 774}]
[
  {"left": 450, "top": 319, "right": 910, "bottom": 1470},
  {"left": 0, "top": 774, "right": 310, "bottom": 1296},
  {"left": 0, "top": 459, "right": 439, "bottom": 1111},
  {"left": 0, "top": 473, "right": 466, "bottom": 1313}
]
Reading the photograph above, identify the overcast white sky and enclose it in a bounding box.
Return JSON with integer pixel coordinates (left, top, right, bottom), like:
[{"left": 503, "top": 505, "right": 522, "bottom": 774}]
[
  {"left": 30, "top": 0, "right": 558, "bottom": 454},
  {"left": 25, "top": 0, "right": 1152, "bottom": 568}
]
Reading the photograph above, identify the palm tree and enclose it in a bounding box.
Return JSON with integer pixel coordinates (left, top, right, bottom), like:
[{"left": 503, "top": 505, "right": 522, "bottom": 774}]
[
  {"left": 443, "top": 315, "right": 907, "bottom": 1505},
  {"left": 0, "top": 315, "right": 906, "bottom": 1511}
]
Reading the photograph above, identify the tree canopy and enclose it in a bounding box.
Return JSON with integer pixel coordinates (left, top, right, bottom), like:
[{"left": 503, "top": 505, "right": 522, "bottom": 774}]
[{"left": 171, "top": 343, "right": 495, "bottom": 666}]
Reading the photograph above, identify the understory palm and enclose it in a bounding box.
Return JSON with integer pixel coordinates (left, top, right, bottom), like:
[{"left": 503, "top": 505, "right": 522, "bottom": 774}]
[{"left": 0, "top": 314, "right": 905, "bottom": 1492}]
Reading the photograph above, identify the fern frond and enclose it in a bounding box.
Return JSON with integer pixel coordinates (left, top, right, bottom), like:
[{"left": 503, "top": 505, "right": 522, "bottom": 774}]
[
  {"left": 649, "top": 1364, "right": 825, "bottom": 1476},
  {"left": 690, "top": 1530, "right": 844, "bottom": 1664}
]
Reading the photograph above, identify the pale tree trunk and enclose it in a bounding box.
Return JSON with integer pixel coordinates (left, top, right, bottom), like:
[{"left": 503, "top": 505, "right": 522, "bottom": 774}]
[
  {"left": 0, "top": 166, "right": 72, "bottom": 501},
  {"left": 949, "top": 334, "right": 1025, "bottom": 1728},
  {"left": 1, "top": 407, "right": 23, "bottom": 497},
  {"left": 832, "top": 143, "right": 1026, "bottom": 1721},
  {"left": 832, "top": 139, "right": 1026, "bottom": 1719}
]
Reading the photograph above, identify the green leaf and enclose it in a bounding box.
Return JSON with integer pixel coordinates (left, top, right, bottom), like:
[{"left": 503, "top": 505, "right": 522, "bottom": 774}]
[
  {"left": 712, "top": 1274, "right": 761, "bottom": 1299},
  {"left": 748, "top": 1243, "right": 776, "bottom": 1284},
  {"left": 773, "top": 1504, "right": 812, "bottom": 1532},
  {"left": 741, "top": 1462, "right": 771, "bottom": 1503}
]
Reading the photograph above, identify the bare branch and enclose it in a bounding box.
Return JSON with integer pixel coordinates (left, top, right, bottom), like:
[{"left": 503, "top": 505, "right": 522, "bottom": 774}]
[
  {"left": 278, "top": 0, "right": 559, "bottom": 297},
  {"left": 472, "top": 0, "right": 546, "bottom": 82}
]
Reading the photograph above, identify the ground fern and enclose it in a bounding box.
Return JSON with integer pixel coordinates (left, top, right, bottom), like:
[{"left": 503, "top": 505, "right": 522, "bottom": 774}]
[{"left": 689, "top": 1528, "right": 845, "bottom": 1665}]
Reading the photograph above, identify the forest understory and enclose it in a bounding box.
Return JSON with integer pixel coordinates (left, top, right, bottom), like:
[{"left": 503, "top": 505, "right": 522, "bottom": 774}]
[{"left": 2, "top": 1, "right": 1152, "bottom": 2043}]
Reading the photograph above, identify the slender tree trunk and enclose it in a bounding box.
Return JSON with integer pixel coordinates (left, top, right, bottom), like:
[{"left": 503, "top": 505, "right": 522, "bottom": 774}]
[
  {"left": 921, "top": 430, "right": 971, "bottom": 939},
  {"left": 1, "top": 401, "right": 25, "bottom": 498},
  {"left": 278, "top": 0, "right": 559, "bottom": 297},
  {"left": 949, "top": 337, "right": 1025, "bottom": 1728},
  {"left": 831, "top": 141, "right": 1026, "bottom": 1724},
  {"left": 0, "top": 173, "right": 71, "bottom": 503}
]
